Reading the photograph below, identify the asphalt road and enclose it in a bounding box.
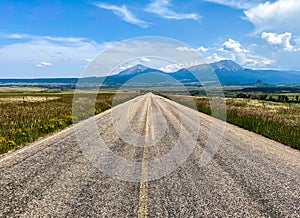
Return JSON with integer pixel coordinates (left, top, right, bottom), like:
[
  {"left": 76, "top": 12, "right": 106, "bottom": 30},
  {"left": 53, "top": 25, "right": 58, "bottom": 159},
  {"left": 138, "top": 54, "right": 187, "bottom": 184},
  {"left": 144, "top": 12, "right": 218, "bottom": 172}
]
[{"left": 1, "top": 93, "right": 299, "bottom": 217}]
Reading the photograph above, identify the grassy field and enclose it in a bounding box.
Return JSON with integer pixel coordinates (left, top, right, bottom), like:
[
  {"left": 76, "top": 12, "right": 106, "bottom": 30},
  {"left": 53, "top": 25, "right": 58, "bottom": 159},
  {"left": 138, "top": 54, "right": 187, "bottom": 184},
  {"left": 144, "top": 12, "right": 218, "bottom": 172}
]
[
  {"left": 1, "top": 88, "right": 299, "bottom": 155},
  {"left": 161, "top": 94, "right": 300, "bottom": 150},
  {"left": 0, "top": 89, "right": 141, "bottom": 155}
]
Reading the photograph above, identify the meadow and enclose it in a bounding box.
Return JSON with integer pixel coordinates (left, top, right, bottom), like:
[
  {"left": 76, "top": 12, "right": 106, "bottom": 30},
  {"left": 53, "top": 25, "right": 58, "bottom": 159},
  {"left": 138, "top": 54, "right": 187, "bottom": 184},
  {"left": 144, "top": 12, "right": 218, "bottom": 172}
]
[
  {"left": 1, "top": 88, "right": 299, "bottom": 155},
  {"left": 162, "top": 94, "right": 300, "bottom": 150},
  {"left": 0, "top": 89, "right": 141, "bottom": 155}
]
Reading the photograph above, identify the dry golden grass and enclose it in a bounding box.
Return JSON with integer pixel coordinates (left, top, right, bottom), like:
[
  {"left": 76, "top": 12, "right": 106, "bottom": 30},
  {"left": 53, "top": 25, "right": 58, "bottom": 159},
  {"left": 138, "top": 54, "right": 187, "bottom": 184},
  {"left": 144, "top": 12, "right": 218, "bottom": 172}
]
[
  {"left": 160, "top": 93, "right": 300, "bottom": 150},
  {"left": 0, "top": 96, "right": 61, "bottom": 102},
  {"left": 0, "top": 90, "right": 141, "bottom": 155}
]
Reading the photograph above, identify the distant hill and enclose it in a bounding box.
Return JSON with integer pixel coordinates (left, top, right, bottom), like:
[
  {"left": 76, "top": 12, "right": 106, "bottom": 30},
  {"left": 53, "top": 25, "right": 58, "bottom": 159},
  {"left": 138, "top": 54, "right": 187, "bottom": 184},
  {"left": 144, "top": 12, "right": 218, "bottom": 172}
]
[
  {"left": 102, "top": 60, "right": 300, "bottom": 86},
  {"left": 1, "top": 60, "right": 300, "bottom": 87},
  {"left": 117, "top": 64, "right": 164, "bottom": 76}
]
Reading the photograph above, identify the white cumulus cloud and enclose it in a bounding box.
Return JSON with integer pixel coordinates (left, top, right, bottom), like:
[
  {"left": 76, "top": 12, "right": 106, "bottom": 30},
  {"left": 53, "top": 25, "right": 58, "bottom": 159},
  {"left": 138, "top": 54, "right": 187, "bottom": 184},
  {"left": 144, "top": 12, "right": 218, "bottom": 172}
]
[
  {"left": 244, "top": 0, "right": 300, "bottom": 34},
  {"left": 176, "top": 46, "right": 208, "bottom": 53},
  {"left": 176, "top": 46, "right": 195, "bottom": 52},
  {"left": 140, "top": 57, "right": 151, "bottom": 62},
  {"left": 36, "top": 61, "right": 52, "bottom": 68},
  {"left": 261, "top": 32, "right": 296, "bottom": 51},
  {"left": 206, "top": 53, "right": 227, "bottom": 62},
  {"left": 197, "top": 46, "right": 209, "bottom": 52},
  {"left": 222, "top": 38, "right": 248, "bottom": 53},
  {"left": 213, "top": 38, "right": 275, "bottom": 68},
  {"left": 118, "top": 64, "right": 133, "bottom": 71}
]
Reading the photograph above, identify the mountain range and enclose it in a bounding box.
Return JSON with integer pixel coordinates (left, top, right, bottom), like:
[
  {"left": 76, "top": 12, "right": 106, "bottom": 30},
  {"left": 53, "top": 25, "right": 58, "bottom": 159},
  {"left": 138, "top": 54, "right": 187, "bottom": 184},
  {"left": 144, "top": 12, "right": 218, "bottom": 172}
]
[
  {"left": 1, "top": 60, "right": 300, "bottom": 87},
  {"left": 100, "top": 60, "right": 300, "bottom": 86}
]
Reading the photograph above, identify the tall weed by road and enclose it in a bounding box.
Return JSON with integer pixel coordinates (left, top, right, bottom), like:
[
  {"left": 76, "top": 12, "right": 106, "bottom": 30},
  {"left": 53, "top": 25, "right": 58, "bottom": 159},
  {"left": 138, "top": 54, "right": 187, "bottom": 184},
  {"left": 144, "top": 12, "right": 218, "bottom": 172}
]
[
  {"left": 0, "top": 92, "right": 140, "bottom": 154},
  {"left": 164, "top": 95, "right": 300, "bottom": 150}
]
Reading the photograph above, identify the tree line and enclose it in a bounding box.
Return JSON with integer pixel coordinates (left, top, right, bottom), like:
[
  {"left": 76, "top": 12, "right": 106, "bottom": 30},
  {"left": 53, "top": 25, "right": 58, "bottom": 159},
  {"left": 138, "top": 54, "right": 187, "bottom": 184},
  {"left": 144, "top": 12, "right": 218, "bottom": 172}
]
[{"left": 236, "top": 93, "right": 299, "bottom": 103}]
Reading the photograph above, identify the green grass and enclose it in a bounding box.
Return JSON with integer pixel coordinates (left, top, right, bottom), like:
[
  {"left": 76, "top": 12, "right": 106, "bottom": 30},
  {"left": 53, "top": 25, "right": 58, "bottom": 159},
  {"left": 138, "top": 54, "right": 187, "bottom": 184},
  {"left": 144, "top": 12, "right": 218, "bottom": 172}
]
[
  {"left": 2, "top": 89, "right": 299, "bottom": 155},
  {"left": 0, "top": 90, "right": 141, "bottom": 155},
  {"left": 161, "top": 94, "right": 300, "bottom": 150}
]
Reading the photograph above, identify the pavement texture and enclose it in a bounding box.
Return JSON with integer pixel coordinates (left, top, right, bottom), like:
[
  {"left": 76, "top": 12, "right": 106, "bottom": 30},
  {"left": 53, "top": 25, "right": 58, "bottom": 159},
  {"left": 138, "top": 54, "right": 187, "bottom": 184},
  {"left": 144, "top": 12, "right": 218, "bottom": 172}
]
[{"left": 1, "top": 93, "right": 299, "bottom": 217}]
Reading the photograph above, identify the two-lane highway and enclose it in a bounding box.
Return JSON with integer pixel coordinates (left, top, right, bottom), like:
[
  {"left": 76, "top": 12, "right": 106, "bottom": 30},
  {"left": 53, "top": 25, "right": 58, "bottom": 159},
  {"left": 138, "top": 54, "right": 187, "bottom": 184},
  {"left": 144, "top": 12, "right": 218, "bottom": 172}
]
[{"left": 1, "top": 93, "right": 299, "bottom": 217}]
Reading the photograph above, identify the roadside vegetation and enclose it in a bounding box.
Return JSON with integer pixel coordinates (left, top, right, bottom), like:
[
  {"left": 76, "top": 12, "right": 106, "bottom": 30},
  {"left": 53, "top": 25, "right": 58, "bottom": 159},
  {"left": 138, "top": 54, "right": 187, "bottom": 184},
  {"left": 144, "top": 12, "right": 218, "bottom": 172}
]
[
  {"left": 160, "top": 93, "right": 300, "bottom": 150},
  {"left": 234, "top": 93, "right": 299, "bottom": 103},
  {"left": 0, "top": 89, "right": 140, "bottom": 155}
]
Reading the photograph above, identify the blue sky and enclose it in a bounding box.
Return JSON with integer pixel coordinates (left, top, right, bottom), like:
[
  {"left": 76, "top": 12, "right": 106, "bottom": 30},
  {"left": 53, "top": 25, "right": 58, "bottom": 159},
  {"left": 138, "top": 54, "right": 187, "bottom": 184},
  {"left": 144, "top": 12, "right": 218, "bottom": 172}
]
[{"left": 1, "top": 0, "right": 300, "bottom": 78}]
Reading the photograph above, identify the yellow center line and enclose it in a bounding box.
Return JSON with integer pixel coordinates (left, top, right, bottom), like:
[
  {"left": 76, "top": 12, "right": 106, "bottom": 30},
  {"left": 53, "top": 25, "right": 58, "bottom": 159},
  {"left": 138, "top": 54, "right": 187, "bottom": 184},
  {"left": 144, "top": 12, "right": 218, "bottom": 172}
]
[
  {"left": 138, "top": 147, "right": 148, "bottom": 218},
  {"left": 138, "top": 98, "right": 152, "bottom": 218}
]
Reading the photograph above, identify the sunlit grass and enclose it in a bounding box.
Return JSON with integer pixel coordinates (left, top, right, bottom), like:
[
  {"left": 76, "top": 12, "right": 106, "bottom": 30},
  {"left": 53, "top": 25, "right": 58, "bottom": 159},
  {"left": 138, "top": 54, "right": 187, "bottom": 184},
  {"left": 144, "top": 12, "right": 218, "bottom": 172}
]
[
  {"left": 160, "top": 94, "right": 300, "bottom": 150},
  {"left": 0, "top": 90, "right": 141, "bottom": 155}
]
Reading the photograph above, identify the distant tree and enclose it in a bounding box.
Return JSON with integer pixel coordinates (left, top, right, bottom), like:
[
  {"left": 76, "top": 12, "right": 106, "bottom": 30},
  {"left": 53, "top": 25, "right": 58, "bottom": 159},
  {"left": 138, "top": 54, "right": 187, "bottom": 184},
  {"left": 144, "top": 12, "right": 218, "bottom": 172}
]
[
  {"left": 277, "top": 95, "right": 289, "bottom": 102},
  {"left": 236, "top": 93, "right": 247, "bottom": 98},
  {"left": 258, "top": 94, "right": 268, "bottom": 101},
  {"left": 190, "top": 90, "right": 200, "bottom": 96},
  {"left": 266, "top": 95, "right": 274, "bottom": 101},
  {"left": 250, "top": 94, "right": 259, "bottom": 100},
  {"left": 284, "top": 95, "right": 289, "bottom": 102}
]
